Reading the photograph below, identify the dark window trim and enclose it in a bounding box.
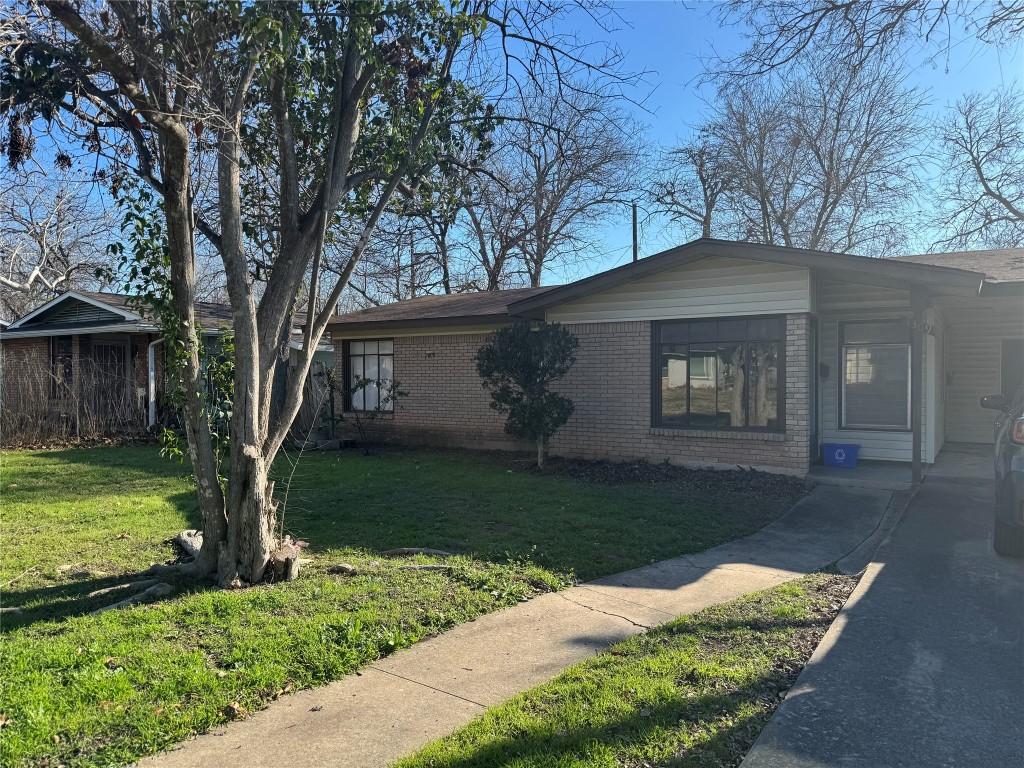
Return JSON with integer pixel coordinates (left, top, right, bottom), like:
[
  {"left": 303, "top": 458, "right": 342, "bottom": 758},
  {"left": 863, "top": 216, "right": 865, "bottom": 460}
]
[
  {"left": 49, "top": 335, "right": 74, "bottom": 400},
  {"left": 342, "top": 338, "right": 395, "bottom": 413},
  {"left": 651, "top": 315, "right": 787, "bottom": 433},
  {"left": 838, "top": 320, "right": 912, "bottom": 433}
]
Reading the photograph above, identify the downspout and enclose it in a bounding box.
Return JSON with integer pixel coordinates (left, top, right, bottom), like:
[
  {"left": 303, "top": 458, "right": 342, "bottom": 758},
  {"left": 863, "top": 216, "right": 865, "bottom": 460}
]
[{"left": 147, "top": 338, "right": 163, "bottom": 429}]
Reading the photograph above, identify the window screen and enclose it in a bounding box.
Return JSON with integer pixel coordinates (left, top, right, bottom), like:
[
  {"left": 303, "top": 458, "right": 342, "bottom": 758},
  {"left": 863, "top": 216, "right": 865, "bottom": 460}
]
[
  {"left": 841, "top": 322, "right": 910, "bottom": 430},
  {"left": 345, "top": 339, "right": 394, "bottom": 412}
]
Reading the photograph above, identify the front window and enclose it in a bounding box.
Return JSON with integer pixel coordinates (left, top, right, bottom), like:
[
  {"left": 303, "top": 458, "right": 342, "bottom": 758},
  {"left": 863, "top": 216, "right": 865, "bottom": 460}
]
[
  {"left": 841, "top": 321, "right": 910, "bottom": 430},
  {"left": 654, "top": 317, "right": 785, "bottom": 431},
  {"left": 49, "top": 335, "right": 73, "bottom": 399},
  {"left": 345, "top": 339, "right": 394, "bottom": 412}
]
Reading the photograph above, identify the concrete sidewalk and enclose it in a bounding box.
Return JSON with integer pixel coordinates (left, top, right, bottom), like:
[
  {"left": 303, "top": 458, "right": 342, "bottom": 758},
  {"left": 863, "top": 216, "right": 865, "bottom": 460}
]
[
  {"left": 139, "top": 484, "right": 891, "bottom": 768},
  {"left": 742, "top": 476, "right": 1024, "bottom": 768}
]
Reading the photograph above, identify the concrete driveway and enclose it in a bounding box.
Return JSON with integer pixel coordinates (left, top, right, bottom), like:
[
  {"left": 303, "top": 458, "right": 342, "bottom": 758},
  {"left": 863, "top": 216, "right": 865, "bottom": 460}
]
[{"left": 743, "top": 456, "right": 1024, "bottom": 767}]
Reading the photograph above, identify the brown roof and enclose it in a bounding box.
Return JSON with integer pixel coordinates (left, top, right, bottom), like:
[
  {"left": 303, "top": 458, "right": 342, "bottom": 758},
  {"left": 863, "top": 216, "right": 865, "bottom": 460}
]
[
  {"left": 891, "top": 248, "right": 1024, "bottom": 283},
  {"left": 78, "top": 290, "right": 236, "bottom": 329},
  {"left": 328, "top": 286, "right": 557, "bottom": 328},
  {"left": 78, "top": 290, "right": 316, "bottom": 331}
]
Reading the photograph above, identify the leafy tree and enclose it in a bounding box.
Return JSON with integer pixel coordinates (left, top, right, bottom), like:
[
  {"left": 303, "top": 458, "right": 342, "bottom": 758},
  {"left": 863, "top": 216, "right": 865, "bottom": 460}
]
[
  {"left": 1, "top": 0, "right": 626, "bottom": 586},
  {"left": 475, "top": 321, "right": 578, "bottom": 469}
]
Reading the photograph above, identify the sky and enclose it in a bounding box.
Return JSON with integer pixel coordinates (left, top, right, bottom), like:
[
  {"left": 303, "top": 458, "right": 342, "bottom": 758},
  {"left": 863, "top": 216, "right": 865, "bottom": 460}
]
[{"left": 545, "top": 1, "right": 1024, "bottom": 284}]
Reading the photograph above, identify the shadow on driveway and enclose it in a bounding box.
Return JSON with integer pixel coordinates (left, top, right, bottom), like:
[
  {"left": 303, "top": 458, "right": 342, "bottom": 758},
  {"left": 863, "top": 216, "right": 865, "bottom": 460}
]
[{"left": 742, "top": 475, "right": 1024, "bottom": 768}]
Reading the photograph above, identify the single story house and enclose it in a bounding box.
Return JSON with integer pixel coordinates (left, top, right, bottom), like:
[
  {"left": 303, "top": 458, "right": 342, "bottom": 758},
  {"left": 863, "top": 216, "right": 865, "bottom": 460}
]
[
  {"left": 327, "top": 239, "right": 1024, "bottom": 479},
  {"left": 0, "top": 290, "right": 331, "bottom": 441}
]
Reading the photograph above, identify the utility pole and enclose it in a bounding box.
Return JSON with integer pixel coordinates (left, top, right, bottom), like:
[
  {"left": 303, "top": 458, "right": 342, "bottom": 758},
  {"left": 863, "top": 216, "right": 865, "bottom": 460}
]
[{"left": 632, "top": 201, "right": 638, "bottom": 263}]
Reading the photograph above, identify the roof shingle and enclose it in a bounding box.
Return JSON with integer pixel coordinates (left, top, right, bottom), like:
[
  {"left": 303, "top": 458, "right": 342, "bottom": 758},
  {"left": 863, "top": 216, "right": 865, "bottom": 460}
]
[
  {"left": 328, "top": 286, "right": 557, "bottom": 327},
  {"left": 891, "top": 248, "right": 1024, "bottom": 283}
]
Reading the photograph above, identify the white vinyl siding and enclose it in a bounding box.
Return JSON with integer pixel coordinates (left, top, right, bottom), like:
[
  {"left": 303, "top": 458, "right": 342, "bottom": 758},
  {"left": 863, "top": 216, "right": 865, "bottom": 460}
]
[
  {"left": 940, "top": 296, "right": 1024, "bottom": 444},
  {"left": 817, "top": 280, "right": 936, "bottom": 462},
  {"left": 545, "top": 256, "right": 811, "bottom": 324}
]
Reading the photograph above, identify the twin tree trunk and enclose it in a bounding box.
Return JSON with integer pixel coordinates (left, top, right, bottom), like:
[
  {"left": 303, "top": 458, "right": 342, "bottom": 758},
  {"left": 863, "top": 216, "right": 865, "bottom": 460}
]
[{"left": 158, "top": 124, "right": 281, "bottom": 587}]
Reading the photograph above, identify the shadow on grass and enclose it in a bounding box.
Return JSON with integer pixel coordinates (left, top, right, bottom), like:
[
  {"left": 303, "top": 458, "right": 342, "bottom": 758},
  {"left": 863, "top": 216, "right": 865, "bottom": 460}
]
[
  {"left": 2, "top": 486, "right": 203, "bottom": 630},
  {"left": 0, "top": 569, "right": 209, "bottom": 630},
  {"left": 405, "top": 671, "right": 786, "bottom": 768}
]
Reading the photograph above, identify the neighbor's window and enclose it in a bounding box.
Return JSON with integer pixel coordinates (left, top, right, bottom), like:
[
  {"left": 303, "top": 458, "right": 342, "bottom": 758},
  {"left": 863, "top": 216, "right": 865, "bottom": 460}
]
[
  {"left": 49, "top": 335, "right": 73, "bottom": 399},
  {"left": 345, "top": 339, "right": 394, "bottom": 412},
  {"left": 841, "top": 321, "right": 910, "bottom": 430},
  {"left": 654, "top": 317, "right": 784, "bottom": 431}
]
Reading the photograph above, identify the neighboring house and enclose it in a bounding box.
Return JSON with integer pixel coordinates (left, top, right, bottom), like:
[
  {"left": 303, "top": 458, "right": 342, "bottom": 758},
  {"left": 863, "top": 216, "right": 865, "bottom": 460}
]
[
  {"left": 0, "top": 290, "right": 331, "bottom": 441},
  {"left": 327, "top": 239, "right": 1024, "bottom": 478}
]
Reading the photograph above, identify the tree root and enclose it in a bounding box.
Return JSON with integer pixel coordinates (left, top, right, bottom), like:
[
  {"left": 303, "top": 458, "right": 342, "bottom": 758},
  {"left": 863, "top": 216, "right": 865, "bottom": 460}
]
[
  {"left": 91, "top": 582, "right": 173, "bottom": 614},
  {"left": 87, "top": 579, "right": 160, "bottom": 598},
  {"left": 398, "top": 564, "right": 453, "bottom": 571},
  {"left": 173, "top": 530, "right": 203, "bottom": 559},
  {"left": 382, "top": 547, "right": 454, "bottom": 558},
  {"left": 145, "top": 557, "right": 216, "bottom": 580}
]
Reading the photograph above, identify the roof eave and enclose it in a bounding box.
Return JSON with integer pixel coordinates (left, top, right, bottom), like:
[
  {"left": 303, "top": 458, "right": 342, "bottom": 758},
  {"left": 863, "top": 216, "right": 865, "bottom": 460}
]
[
  {"left": 326, "top": 313, "right": 512, "bottom": 333},
  {"left": 509, "top": 238, "right": 987, "bottom": 315},
  {"left": 981, "top": 280, "right": 1024, "bottom": 297}
]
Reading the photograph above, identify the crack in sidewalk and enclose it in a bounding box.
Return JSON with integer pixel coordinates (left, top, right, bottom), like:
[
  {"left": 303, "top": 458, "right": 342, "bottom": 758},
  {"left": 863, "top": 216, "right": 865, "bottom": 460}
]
[
  {"left": 367, "top": 666, "right": 487, "bottom": 709},
  {"left": 556, "top": 592, "right": 654, "bottom": 630}
]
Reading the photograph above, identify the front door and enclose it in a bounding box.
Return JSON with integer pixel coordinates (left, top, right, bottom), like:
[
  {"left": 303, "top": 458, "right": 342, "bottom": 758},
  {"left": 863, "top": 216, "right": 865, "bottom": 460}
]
[{"left": 1003, "top": 339, "right": 1024, "bottom": 399}]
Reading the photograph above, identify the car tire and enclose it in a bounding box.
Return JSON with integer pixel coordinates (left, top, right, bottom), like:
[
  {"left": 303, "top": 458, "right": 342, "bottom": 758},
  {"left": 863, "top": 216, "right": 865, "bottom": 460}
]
[{"left": 994, "top": 519, "right": 1024, "bottom": 558}]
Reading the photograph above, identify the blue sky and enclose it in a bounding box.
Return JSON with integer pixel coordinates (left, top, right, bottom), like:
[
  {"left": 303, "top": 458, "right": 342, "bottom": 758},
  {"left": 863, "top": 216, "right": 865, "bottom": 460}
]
[{"left": 547, "top": 1, "right": 1024, "bottom": 283}]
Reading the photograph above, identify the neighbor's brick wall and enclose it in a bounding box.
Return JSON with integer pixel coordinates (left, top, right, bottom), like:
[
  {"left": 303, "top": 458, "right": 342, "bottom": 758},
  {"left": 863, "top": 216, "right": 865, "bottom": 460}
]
[
  {"left": 332, "top": 313, "right": 813, "bottom": 475},
  {"left": 1, "top": 337, "right": 51, "bottom": 410}
]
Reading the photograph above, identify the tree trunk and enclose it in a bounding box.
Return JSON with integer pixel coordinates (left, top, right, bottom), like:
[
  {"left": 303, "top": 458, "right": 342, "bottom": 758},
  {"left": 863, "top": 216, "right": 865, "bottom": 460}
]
[
  {"left": 160, "top": 126, "right": 227, "bottom": 577},
  {"left": 537, "top": 437, "right": 545, "bottom": 470},
  {"left": 215, "top": 111, "right": 278, "bottom": 587}
]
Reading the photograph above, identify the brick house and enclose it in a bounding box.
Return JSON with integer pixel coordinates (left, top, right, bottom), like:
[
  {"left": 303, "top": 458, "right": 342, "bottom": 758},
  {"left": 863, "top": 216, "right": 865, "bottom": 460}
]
[
  {"left": 327, "top": 239, "right": 1024, "bottom": 478},
  {"left": 0, "top": 290, "right": 330, "bottom": 442}
]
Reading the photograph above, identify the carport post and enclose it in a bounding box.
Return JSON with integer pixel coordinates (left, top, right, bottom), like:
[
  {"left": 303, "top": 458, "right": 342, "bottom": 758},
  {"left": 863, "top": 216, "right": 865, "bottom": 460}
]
[{"left": 911, "top": 288, "right": 927, "bottom": 486}]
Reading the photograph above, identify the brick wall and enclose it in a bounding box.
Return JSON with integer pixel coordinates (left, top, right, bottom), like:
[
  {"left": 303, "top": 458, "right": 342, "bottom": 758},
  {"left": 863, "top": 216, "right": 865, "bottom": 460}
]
[
  {"left": 0, "top": 333, "right": 157, "bottom": 443},
  {"left": 332, "top": 314, "right": 813, "bottom": 475},
  {"left": 332, "top": 332, "right": 528, "bottom": 451},
  {"left": 1, "top": 337, "right": 50, "bottom": 411}
]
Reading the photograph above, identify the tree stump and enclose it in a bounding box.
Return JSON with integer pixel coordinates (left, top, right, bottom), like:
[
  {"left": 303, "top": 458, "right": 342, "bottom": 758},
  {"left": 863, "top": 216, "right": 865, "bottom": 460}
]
[{"left": 270, "top": 537, "right": 303, "bottom": 581}]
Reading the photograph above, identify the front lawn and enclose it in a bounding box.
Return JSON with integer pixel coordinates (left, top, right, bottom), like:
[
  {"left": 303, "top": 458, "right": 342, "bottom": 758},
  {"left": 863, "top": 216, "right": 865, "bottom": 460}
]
[
  {"left": 398, "top": 573, "right": 857, "bottom": 768},
  {"left": 0, "top": 445, "right": 802, "bottom": 768}
]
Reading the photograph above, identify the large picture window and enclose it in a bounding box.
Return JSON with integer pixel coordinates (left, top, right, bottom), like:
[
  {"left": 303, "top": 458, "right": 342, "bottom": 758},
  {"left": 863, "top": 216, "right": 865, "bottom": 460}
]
[
  {"left": 653, "top": 317, "right": 785, "bottom": 431},
  {"left": 345, "top": 339, "right": 394, "bottom": 412},
  {"left": 841, "top": 321, "right": 910, "bottom": 430}
]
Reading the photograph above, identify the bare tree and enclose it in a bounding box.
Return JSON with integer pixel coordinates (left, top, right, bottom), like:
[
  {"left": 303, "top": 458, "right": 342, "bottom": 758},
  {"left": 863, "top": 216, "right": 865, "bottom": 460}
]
[
  {"left": 0, "top": 173, "right": 112, "bottom": 318},
  {"left": 936, "top": 88, "right": 1024, "bottom": 248},
  {"left": 1, "top": 1, "right": 629, "bottom": 587},
  {"left": 665, "top": 56, "right": 924, "bottom": 254},
  {"left": 463, "top": 163, "right": 533, "bottom": 290},
  {"left": 720, "top": 0, "right": 1024, "bottom": 75},
  {"left": 502, "top": 88, "right": 646, "bottom": 286},
  {"left": 653, "top": 131, "right": 732, "bottom": 239}
]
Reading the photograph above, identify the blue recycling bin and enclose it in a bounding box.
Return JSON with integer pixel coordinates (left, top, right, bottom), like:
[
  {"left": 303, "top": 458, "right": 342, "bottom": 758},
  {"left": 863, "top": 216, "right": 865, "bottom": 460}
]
[{"left": 823, "top": 443, "right": 860, "bottom": 468}]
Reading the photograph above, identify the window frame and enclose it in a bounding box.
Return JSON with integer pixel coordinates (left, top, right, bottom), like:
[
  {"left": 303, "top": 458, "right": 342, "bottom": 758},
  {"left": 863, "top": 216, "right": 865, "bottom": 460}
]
[
  {"left": 838, "top": 320, "right": 912, "bottom": 432},
  {"left": 49, "top": 335, "right": 74, "bottom": 400},
  {"left": 343, "top": 338, "right": 395, "bottom": 413},
  {"left": 650, "top": 315, "right": 787, "bottom": 433}
]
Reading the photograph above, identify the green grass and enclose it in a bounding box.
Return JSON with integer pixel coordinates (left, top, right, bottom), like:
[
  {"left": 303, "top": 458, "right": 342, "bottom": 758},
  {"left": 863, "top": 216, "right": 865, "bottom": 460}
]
[
  {"left": 397, "top": 574, "right": 857, "bottom": 768},
  {"left": 0, "top": 445, "right": 803, "bottom": 767}
]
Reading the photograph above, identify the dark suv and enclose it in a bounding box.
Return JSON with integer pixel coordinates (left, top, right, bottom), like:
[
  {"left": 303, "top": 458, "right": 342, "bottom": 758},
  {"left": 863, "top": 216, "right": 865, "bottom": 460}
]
[{"left": 981, "top": 385, "right": 1024, "bottom": 557}]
